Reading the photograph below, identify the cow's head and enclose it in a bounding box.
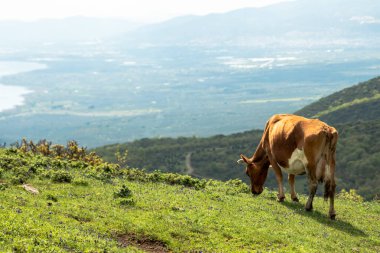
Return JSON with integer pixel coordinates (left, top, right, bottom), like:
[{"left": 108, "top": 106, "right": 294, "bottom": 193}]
[{"left": 238, "top": 154, "right": 270, "bottom": 195}]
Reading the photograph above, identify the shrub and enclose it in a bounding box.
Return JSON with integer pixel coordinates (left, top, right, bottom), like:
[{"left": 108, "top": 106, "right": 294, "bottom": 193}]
[
  {"left": 72, "top": 178, "right": 89, "bottom": 186},
  {"left": 9, "top": 165, "right": 31, "bottom": 184},
  {"left": 114, "top": 185, "right": 135, "bottom": 206},
  {"left": 225, "top": 179, "right": 250, "bottom": 194},
  {"left": 337, "top": 189, "right": 364, "bottom": 202},
  {"left": 119, "top": 199, "right": 135, "bottom": 206},
  {"left": 10, "top": 175, "right": 28, "bottom": 185},
  {"left": 94, "top": 163, "right": 120, "bottom": 180},
  {"left": 15, "top": 139, "right": 104, "bottom": 166},
  {"left": 114, "top": 185, "right": 133, "bottom": 198},
  {"left": 142, "top": 170, "right": 207, "bottom": 189},
  {"left": 0, "top": 183, "right": 7, "bottom": 191},
  {"left": 46, "top": 194, "right": 58, "bottom": 202},
  {"left": 51, "top": 170, "right": 73, "bottom": 183}
]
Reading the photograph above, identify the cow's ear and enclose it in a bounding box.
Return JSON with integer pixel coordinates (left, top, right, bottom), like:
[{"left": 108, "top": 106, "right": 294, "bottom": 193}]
[{"left": 240, "top": 154, "right": 253, "bottom": 164}]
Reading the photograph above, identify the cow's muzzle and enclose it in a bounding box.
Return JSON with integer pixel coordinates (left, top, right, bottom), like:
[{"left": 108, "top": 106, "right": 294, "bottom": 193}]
[{"left": 251, "top": 187, "right": 263, "bottom": 195}]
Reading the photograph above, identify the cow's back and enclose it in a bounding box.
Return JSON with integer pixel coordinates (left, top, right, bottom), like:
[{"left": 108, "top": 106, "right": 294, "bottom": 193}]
[{"left": 264, "top": 114, "right": 337, "bottom": 174}]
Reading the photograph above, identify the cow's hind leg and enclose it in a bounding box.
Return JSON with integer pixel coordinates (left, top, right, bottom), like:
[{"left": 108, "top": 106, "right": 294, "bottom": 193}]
[
  {"left": 305, "top": 166, "right": 318, "bottom": 211},
  {"left": 325, "top": 178, "right": 336, "bottom": 220},
  {"left": 325, "top": 158, "right": 337, "bottom": 220},
  {"left": 288, "top": 174, "right": 299, "bottom": 202}
]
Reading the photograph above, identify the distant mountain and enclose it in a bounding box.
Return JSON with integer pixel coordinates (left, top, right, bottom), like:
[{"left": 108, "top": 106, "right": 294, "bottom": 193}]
[
  {"left": 0, "top": 16, "right": 141, "bottom": 46},
  {"left": 122, "top": 0, "right": 380, "bottom": 48},
  {"left": 95, "top": 76, "right": 380, "bottom": 200},
  {"left": 1, "top": 0, "right": 380, "bottom": 50}
]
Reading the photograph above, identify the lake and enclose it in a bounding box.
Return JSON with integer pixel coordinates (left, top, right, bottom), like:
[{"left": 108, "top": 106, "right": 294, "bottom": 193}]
[{"left": 0, "top": 61, "right": 46, "bottom": 112}]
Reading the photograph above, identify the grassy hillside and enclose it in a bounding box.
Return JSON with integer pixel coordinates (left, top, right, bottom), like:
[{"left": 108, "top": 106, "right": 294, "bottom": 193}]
[
  {"left": 0, "top": 144, "right": 379, "bottom": 252},
  {"left": 95, "top": 77, "right": 380, "bottom": 200}
]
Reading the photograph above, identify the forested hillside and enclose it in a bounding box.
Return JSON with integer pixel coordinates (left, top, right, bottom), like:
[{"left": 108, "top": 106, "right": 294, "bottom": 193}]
[
  {"left": 94, "top": 130, "right": 263, "bottom": 181},
  {"left": 334, "top": 120, "right": 380, "bottom": 198},
  {"left": 95, "top": 77, "right": 380, "bottom": 200},
  {"left": 296, "top": 76, "right": 380, "bottom": 122}
]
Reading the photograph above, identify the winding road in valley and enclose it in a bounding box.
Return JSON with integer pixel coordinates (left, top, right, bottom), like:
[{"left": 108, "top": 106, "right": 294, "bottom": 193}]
[{"left": 185, "top": 152, "right": 195, "bottom": 176}]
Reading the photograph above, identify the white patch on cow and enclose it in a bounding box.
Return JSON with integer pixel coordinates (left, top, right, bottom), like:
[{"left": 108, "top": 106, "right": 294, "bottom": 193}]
[
  {"left": 325, "top": 165, "right": 331, "bottom": 179},
  {"left": 316, "top": 158, "right": 325, "bottom": 180},
  {"left": 278, "top": 148, "right": 308, "bottom": 175}
]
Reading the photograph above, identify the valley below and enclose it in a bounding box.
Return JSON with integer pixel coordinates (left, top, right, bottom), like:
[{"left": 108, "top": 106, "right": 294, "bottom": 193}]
[{"left": 1, "top": 45, "right": 379, "bottom": 147}]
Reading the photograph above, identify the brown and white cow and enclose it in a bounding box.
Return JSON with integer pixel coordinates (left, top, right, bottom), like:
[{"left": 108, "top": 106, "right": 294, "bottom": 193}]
[{"left": 238, "top": 114, "right": 338, "bottom": 219}]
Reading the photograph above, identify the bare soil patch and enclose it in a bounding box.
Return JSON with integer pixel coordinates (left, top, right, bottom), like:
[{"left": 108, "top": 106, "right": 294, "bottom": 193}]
[{"left": 117, "top": 233, "right": 169, "bottom": 253}]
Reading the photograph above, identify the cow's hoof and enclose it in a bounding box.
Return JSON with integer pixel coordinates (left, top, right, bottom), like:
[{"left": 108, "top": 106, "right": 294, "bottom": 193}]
[
  {"left": 292, "top": 197, "right": 299, "bottom": 202},
  {"left": 277, "top": 196, "right": 285, "bottom": 202},
  {"left": 329, "top": 213, "right": 336, "bottom": 220},
  {"left": 305, "top": 205, "right": 313, "bottom": 212}
]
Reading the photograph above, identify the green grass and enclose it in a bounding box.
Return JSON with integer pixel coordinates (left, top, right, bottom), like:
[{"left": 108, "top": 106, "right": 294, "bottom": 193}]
[{"left": 0, "top": 148, "right": 379, "bottom": 252}]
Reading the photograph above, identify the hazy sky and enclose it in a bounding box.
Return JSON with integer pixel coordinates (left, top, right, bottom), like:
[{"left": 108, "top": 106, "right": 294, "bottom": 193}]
[{"left": 1, "top": 0, "right": 290, "bottom": 23}]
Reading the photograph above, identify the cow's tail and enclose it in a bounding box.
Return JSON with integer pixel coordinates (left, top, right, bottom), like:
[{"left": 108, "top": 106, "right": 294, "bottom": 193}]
[{"left": 323, "top": 127, "right": 338, "bottom": 201}]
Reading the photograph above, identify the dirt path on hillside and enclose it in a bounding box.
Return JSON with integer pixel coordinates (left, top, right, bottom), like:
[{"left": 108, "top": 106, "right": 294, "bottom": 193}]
[
  {"left": 118, "top": 233, "right": 168, "bottom": 252},
  {"left": 185, "top": 152, "right": 195, "bottom": 176}
]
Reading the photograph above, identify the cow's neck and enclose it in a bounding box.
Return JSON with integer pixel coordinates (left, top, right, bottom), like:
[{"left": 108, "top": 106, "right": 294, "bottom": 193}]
[{"left": 252, "top": 140, "right": 268, "bottom": 164}]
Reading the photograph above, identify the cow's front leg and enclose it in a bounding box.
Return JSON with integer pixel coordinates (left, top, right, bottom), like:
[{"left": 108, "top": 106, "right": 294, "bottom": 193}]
[
  {"left": 271, "top": 165, "right": 285, "bottom": 202},
  {"left": 288, "top": 174, "right": 299, "bottom": 202}
]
